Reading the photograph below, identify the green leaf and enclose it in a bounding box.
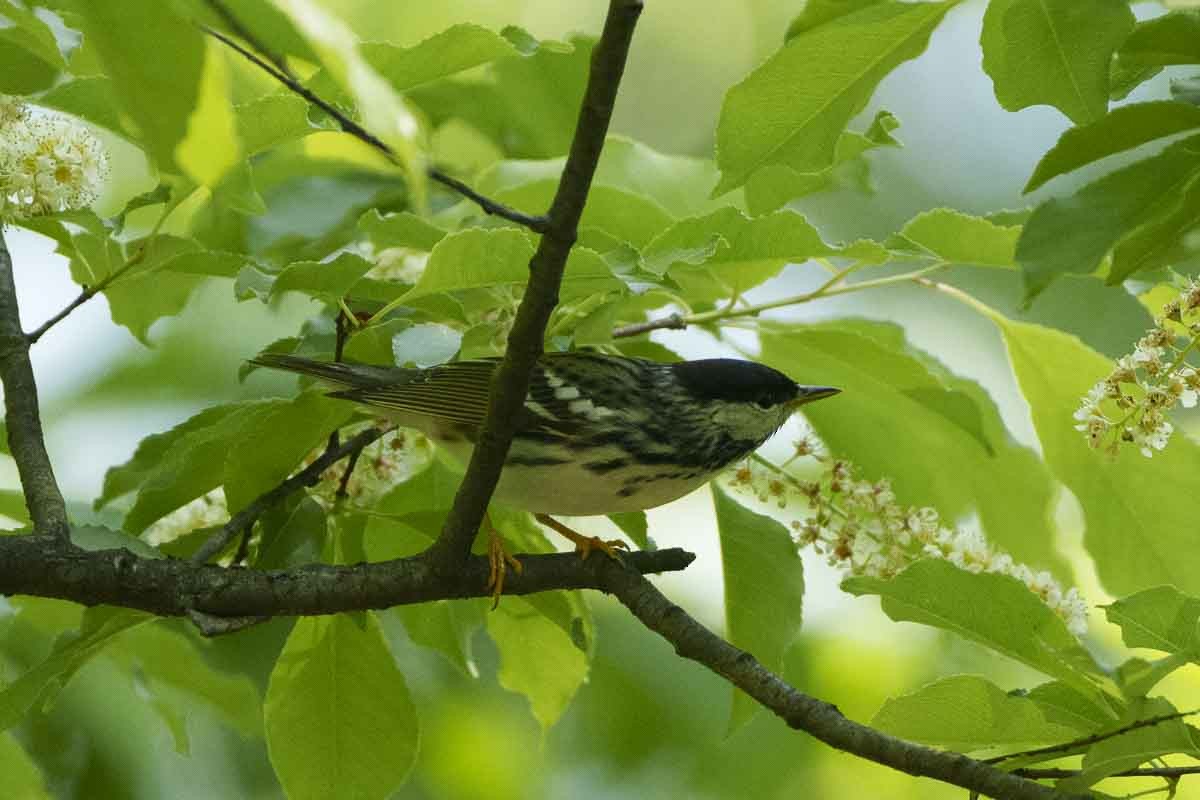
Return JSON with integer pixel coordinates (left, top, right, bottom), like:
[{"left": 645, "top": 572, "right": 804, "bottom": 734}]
[
  {"left": 407, "top": 35, "right": 590, "bottom": 159},
  {"left": 396, "top": 601, "right": 482, "bottom": 676},
  {"left": 1109, "top": 174, "right": 1200, "bottom": 282},
  {"left": 1025, "top": 101, "right": 1200, "bottom": 193},
  {"left": 786, "top": 0, "right": 883, "bottom": 39},
  {"left": 1064, "top": 699, "right": 1200, "bottom": 790},
  {"left": 1016, "top": 134, "right": 1200, "bottom": 300},
  {"left": 0, "top": 732, "right": 49, "bottom": 799},
  {"left": 844, "top": 560, "right": 1113, "bottom": 700},
  {"left": 400, "top": 228, "right": 621, "bottom": 303},
  {"left": 980, "top": 0, "right": 1134, "bottom": 125},
  {"left": 0, "top": 607, "right": 150, "bottom": 730},
  {"left": 759, "top": 320, "right": 1064, "bottom": 577},
  {"left": 362, "top": 23, "right": 558, "bottom": 92},
  {"left": 270, "top": 0, "right": 426, "bottom": 206},
  {"left": 714, "top": 1, "right": 953, "bottom": 195},
  {"left": 743, "top": 110, "right": 901, "bottom": 215},
  {"left": 270, "top": 252, "right": 375, "bottom": 303},
  {"left": 223, "top": 392, "right": 353, "bottom": 512},
  {"left": 486, "top": 596, "right": 588, "bottom": 733},
  {"left": 482, "top": 180, "right": 674, "bottom": 249},
  {"left": 987, "top": 315, "right": 1200, "bottom": 595},
  {"left": 1026, "top": 681, "right": 1117, "bottom": 732},
  {"left": 645, "top": 208, "right": 836, "bottom": 301},
  {"left": 886, "top": 209, "right": 1019, "bottom": 268},
  {"left": 1105, "top": 586, "right": 1200, "bottom": 658},
  {"left": 0, "top": 0, "right": 62, "bottom": 93},
  {"left": 70, "top": 0, "right": 205, "bottom": 170},
  {"left": 257, "top": 495, "right": 328, "bottom": 569},
  {"left": 712, "top": 486, "right": 803, "bottom": 733},
  {"left": 0, "top": 489, "right": 29, "bottom": 526},
  {"left": 175, "top": 41, "right": 242, "bottom": 187},
  {"left": 391, "top": 323, "right": 462, "bottom": 368},
  {"left": 70, "top": 524, "right": 163, "bottom": 560},
  {"left": 235, "top": 93, "right": 314, "bottom": 157},
  {"left": 358, "top": 209, "right": 448, "bottom": 251},
  {"left": 265, "top": 613, "right": 418, "bottom": 799},
  {"left": 1117, "top": 11, "right": 1200, "bottom": 69},
  {"left": 38, "top": 77, "right": 127, "bottom": 137},
  {"left": 608, "top": 511, "right": 651, "bottom": 550},
  {"left": 871, "top": 675, "right": 1081, "bottom": 752}
]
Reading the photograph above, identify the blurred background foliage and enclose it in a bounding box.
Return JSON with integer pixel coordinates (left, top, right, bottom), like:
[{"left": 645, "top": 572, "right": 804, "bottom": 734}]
[{"left": 5, "top": 0, "right": 1200, "bottom": 797}]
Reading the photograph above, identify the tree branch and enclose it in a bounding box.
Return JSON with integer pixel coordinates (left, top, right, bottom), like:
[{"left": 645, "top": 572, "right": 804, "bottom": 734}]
[
  {"left": 984, "top": 708, "right": 1198, "bottom": 766},
  {"left": 0, "top": 229, "right": 70, "bottom": 541},
  {"left": 190, "top": 425, "right": 387, "bottom": 563},
  {"left": 427, "top": 0, "right": 643, "bottom": 568},
  {"left": 1015, "top": 765, "right": 1200, "bottom": 780},
  {"left": 605, "top": 568, "right": 1077, "bottom": 800},
  {"left": 0, "top": 532, "right": 692, "bottom": 618},
  {"left": 199, "top": 14, "right": 547, "bottom": 232}
]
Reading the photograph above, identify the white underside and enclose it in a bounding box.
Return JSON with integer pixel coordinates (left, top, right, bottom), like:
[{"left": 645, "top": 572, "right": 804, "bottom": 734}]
[{"left": 394, "top": 412, "right": 711, "bottom": 515}]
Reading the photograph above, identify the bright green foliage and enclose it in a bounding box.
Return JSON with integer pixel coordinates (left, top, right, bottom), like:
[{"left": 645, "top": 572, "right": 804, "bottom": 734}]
[
  {"left": 760, "top": 321, "right": 1063, "bottom": 575},
  {"left": 714, "top": 1, "right": 953, "bottom": 195},
  {"left": 712, "top": 486, "right": 803, "bottom": 732},
  {"left": 1017, "top": 134, "right": 1200, "bottom": 299},
  {"left": 1024, "top": 101, "right": 1200, "bottom": 192},
  {"left": 844, "top": 561, "right": 1113, "bottom": 701},
  {"left": 1105, "top": 586, "right": 1200, "bottom": 658},
  {"left": 1117, "top": 11, "right": 1200, "bottom": 69},
  {"left": 870, "top": 675, "right": 1081, "bottom": 752},
  {"left": 68, "top": 1, "right": 206, "bottom": 171},
  {"left": 981, "top": 0, "right": 1134, "bottom": 125},
  {"left": 265, "top": 613, "right": 419, "bottom": 800},
  {"left": 991, "top": 316, "right": 1200, "bottom": 596},
  {"left": 886, "top": 209, "right": 1018, "bottom": 268},
  {"left": 487, "top": 596, "right": 589, "bottom": 733},
  {"left": 0, "top": 607, "right": 150, "bottom": 730},
  {"left": 0, "top": 0, "right": 63, "bottom": 93}
]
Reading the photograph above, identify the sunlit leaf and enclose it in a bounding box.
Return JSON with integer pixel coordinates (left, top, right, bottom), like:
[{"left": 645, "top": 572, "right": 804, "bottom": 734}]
[
  {"left": 713, "top": 485, "right": 803, "bottom": 732},
  {"left": 871, "top": 675, "right": 1081, "bottom": 752},
  {"left": 714, "top": 1, "right": 952, "bottom": 195},
  {"left": 1105, "top": 586, "right": 1200, "bottom": 658},
  {"left": 981, "top": 0, "right": 1133, "bottom": 125},
  {"left": 265, "top": 613, "right": 418, "bottom": 799},
  {"left": 886, "top": 209, "right": 1018, "bottom": 268}
]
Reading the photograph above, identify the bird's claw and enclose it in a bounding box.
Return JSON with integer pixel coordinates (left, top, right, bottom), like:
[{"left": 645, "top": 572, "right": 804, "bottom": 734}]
[
  {"left": 486, "top": 529, "right": 523, "bottom": 609},
  {"left": 574, "top": 535, "right": 630, "bottom": 563}
]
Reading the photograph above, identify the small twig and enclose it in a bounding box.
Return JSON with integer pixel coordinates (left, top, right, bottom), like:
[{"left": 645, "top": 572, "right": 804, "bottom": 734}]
[
  {"left": 1013, "top": 766, "right": 1200, "bottom": 780},
  {"left": 335, "top": 447, "right": 364, "bottom": 500},
  {"left": 199, "top": 16, "right": 547, "bottom": 232},
  {"left": 191, "top": 426, "right": 385, "bottom": 563},
  {"left": 984, "top": 708, "right": 1200, "bottom": 765},
  {"left": 612, "top": 261, "right": 949, "bottom": 339}
]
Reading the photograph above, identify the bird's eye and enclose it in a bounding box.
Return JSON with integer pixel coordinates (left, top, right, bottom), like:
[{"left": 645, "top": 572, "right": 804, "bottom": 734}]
[{"left": 754, "top": 396, "right": 773, "bottom": 410}]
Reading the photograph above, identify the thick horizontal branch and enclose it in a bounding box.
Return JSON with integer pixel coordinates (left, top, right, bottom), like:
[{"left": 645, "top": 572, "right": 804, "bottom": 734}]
[
  {"left": 606, "top": 569, "right": 1077, "bottom": 800},
  {"left": 0, "top": 532, "right": 692, "bottom": 617}
]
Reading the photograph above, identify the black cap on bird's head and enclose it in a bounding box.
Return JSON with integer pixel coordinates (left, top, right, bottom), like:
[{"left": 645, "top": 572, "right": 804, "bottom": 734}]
[{"left": 669, "top": 358, "right": 839, "bottom": 411}]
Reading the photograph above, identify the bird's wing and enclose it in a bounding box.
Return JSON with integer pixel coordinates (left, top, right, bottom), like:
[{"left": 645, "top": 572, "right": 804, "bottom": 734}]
[{"left": 330, "top": 359, "right": 499, "bottom": 427}]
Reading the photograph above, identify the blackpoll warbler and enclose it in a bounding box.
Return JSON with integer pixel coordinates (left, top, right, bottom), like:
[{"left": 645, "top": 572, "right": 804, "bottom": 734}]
[{"left": 252, "top": 352, "right": 839, "bottom": 593}]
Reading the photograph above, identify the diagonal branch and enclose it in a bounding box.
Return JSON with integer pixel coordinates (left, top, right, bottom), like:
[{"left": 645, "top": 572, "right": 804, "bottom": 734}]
[
  {"left": 605, "top": 568, "right": 1076, "bottom": 800},
  {"left": 984, "top": 708, "right": 1199, "bottom": 766},
  {"left": 427, "top": 0, "right": 643, "bottom": 568},
  {"left": 199, "top": 10, "right": 547, "bottom": 232},
  {"left": 0, "top": 229, "right": 70, "bottom": 541},
  {"left": 190, "top": 425, "right": 387, "bottom": 563}
]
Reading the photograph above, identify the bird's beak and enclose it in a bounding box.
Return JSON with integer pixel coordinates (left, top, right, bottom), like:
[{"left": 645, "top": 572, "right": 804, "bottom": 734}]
[{"left": 789, "top": 385, "right": 841, "bottom": 409}]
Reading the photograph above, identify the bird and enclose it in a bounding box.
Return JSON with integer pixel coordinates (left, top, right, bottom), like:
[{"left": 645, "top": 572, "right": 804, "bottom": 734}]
[{"left": 251, "top": 351, "right": 839, "bottom": 599}]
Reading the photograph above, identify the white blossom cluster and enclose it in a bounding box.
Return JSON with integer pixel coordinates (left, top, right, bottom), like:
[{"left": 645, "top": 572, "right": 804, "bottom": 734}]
[
  {"left": 0, "top": 95, "right": 108, "bottom": 222},
  {"left": 143, "top": 489, "right": 230, "bottom": 546},
  {"left": 1075, "top": 281, "right": 1200, "bottom": 458},
  {"left": 368, "top": 245, "right": 429, "bottom": 285},
  {"left": 306, "top": 426, "right": 432, "bottom": 509},
  {"left": 729, "top": 439, "right": 1089, "bottom": 636}
]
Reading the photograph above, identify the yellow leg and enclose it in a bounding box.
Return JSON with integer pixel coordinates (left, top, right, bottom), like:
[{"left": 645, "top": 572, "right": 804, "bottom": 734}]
[
  {"left": 534, "top": 514, "right": 630, "bottom": 562},
  {"left": 484, "top": 514, "right": 522, "bottom": 609}
]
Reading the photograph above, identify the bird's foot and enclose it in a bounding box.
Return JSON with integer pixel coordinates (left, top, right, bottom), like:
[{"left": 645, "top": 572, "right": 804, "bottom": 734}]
[
  {"left": 485, "top": 526, "right": 523, "bottom": 609},
  {"left": 534, "top": 514, "right": 630, "bottom": 563}
]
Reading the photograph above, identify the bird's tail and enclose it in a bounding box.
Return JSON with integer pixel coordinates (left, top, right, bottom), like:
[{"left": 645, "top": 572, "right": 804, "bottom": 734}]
[{"left": 249, "top": 353, "right": 410, "bottom": 391}]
